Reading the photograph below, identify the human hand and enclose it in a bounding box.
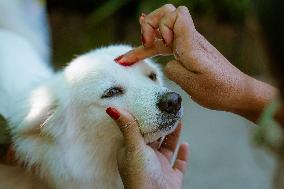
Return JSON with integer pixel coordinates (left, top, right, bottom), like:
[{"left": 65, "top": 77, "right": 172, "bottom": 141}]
[
  {"left": 0, "top": 164, "right": 47, "bottom": 189},
  {"left": 106, "top": 107, "right": 188, "bottom": 189},
  {"left": 114, "top": 5, "right": 277, "bottom": 122}
]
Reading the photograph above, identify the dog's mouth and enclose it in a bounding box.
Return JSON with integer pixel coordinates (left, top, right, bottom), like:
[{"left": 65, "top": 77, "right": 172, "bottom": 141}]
[
  {"left": 142, "top": 128, "right": 160, "bottom": 138},
  {"left": 141, "top": 115, "right": 181, "bottom": 143},
  {"left": 138, "top": 106, "right": 183, "bottom": 143}
]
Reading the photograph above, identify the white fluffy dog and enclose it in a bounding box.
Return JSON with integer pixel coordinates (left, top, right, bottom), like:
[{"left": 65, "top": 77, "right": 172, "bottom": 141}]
[{"left": 0, "top": 30, "right": 182, "bottom": 188}]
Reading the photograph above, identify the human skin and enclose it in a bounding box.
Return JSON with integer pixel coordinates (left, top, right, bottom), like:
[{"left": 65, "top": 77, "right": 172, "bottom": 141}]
[
  {"left": 0, "top": 164, "right": 48, "bottom": 189},
  {"left": 106, "top": 107, "right": 188, "bottom": 189},
  {"left": 111, "top": 5, "right": 279, "bottom": 188},
  {"left": 114, "top": 4, "right": 278, "bottom": 123}
]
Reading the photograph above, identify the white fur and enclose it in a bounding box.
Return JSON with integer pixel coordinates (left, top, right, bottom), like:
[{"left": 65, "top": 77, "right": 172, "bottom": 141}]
[
  {"left": 1, "top": 43, "right": 182, "bottom": 188},
  {"left": 0, "top": 30, "right": 52, "bottom": 119}
]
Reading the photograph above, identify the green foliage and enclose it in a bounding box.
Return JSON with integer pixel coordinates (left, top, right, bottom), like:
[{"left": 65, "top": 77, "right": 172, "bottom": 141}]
[
  {"left": 50, "top": 0, "right": 266, "bottom": 76},
  {"left": 87, "top": 0, "right": 252, "bottom": 25},
  {"left": 89, "top": 0, "right": 131, "bottom": 25},
  {"left": 138, "top": 0, "right": 251, "bottom": 24}
]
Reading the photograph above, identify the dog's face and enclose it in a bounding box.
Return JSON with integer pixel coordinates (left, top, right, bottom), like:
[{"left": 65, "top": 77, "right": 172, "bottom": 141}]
[
  {"left": 63, "top": 45, "right": 183, "bottom": 143},
  {"left": 12, "top": 45, "right": 183, "bottom": 186}
]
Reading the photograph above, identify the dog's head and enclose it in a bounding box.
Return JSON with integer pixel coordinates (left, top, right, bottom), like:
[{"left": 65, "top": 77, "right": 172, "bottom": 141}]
[
  {"left": 61, "top": 45, "right": 183, "bottom": 143},
  {"left": 12, "top": 45, "right": 183, "bottom": 184}
]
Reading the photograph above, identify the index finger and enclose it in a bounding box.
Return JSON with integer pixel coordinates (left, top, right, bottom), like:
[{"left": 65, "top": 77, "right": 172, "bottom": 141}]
[{"left": 114, "top": 39, "right": 172, "bottom": 66}]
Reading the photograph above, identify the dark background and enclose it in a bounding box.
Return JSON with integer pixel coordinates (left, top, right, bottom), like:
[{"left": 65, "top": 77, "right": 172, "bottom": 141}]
[{"left": 46, "top": 0, "right": 270, "bottom": 78}]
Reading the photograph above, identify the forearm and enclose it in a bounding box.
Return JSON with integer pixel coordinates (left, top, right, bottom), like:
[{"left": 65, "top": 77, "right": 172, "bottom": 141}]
[{"left": 229, "top": 76, "right": 278, "bottom": 123}]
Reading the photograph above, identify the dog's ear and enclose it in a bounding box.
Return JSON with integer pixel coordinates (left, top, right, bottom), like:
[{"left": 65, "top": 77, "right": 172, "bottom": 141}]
[{"left": 15, "top": 85, "right": 58, "bottom": 139}]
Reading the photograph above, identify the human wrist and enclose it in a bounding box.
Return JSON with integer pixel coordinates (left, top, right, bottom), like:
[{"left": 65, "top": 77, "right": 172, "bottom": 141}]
[{"left": 231, "top": 76, "right": 277, "bottom": 122}]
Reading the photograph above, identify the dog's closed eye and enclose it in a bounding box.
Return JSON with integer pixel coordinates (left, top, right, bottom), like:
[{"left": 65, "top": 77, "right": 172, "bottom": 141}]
[
  {"left": 102, "top": 86, "right": 124, "bottom": 98},
  {"left": 148, "top": 72, "right": 157, "bottom": 81}
]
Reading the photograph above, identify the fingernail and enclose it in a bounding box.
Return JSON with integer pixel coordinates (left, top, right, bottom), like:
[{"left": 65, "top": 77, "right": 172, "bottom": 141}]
[
  {"left": 106, "top": 107, "right": 120, "bottom": 120},
  {"left": 114, "top": 55, "right": 133, "bottom": 66},
  {"left": 114, "top": 54, "right": 124, "bottom": 63},
  {"left": 119, "top": 61, "right": 134, "bottom": 66},
  {"left": 141, "top": 34, "right": 146, "bottom": 46}
]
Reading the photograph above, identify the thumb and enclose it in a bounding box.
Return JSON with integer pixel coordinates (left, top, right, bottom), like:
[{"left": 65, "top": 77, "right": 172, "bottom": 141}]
[
  {"left": 106, "top": 107, "right": 145, "bottom": 150},
  {"left": 116, "top": 147, "right": 127, "bottom": 176}
]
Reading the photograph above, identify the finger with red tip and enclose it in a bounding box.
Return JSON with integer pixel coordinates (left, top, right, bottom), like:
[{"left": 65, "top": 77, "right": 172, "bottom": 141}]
[
  {"left": 106, "top": 107, "right": 145, "bottom": 150},
  {"left": 114, "top": 54, "right": 133, "bottom": 66},
  {"left": 106, "top": 107, "right": 120, "bottom": 120},
  {"left": 114, "top": 40, "right": 172, "bottom": 66}
]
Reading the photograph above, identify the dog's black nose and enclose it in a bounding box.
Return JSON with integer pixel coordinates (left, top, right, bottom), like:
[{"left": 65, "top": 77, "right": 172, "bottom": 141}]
[{"left": 157, "top": 92, "right": 182, "bottom": 114}]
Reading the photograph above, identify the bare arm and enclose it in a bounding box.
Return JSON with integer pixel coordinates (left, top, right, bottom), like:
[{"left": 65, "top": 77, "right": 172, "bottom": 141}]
[{"left": 114, "top": 4, "right": 277, "bottom": 123}]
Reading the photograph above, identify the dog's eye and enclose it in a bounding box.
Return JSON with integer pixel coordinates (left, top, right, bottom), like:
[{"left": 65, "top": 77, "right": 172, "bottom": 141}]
[
  {"left": 102, "top": 87, "right": 124, "bottom": 98},
  {"left": 148, "top": 72, "right": 157, "bottom": 81}
]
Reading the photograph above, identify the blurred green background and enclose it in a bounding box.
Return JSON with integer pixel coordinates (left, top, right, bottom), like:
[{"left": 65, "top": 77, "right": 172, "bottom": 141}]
[{"left": 47, "top": 0, "right": 270, "bottom": 77}]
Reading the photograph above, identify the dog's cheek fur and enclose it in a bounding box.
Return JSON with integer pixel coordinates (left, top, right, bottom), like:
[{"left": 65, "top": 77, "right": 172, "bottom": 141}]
[
  {"left": 45, "top": 112, "right": 125, "bottom": 188},
  {"left": 8, "top": 82, "right": 70, "bottom": 188},
  {"left": 13, "top": 75, "right": 124, "bottom": 188}
]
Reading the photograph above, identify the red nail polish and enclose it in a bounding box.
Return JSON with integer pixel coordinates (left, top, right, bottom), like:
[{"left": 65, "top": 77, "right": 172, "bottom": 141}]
[
  {"left": 106, "top": 107, "right": 120, "bottom": 120},
  {"left": 114, "top": 55, "right": 133, "bottom": 66},
  {"left": 119, "top": 62, "right": 133, "bottom": 66},
  {"left": 114, "top": 55, "right": 124, "bottom": 63},
  {"left": 141, "top": 34, "right": 146, "bottom": 46}
]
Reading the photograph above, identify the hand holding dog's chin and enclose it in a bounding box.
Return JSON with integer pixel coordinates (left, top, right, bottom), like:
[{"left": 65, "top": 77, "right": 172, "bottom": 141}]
[
  {"left": 106, "top": 108, "right": 188, "bottom": 189},
  {"left": 117, "top": 146, "right": 185, "bottom": 189}
]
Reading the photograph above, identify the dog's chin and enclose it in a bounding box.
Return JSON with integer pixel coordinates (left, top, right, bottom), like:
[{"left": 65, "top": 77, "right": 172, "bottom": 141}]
[
  {"left": 143, "top": 108, "right": 183, "bottom": 143},
  {"left": 142, "top": 121, "right": 180, "bottom": 143}
]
